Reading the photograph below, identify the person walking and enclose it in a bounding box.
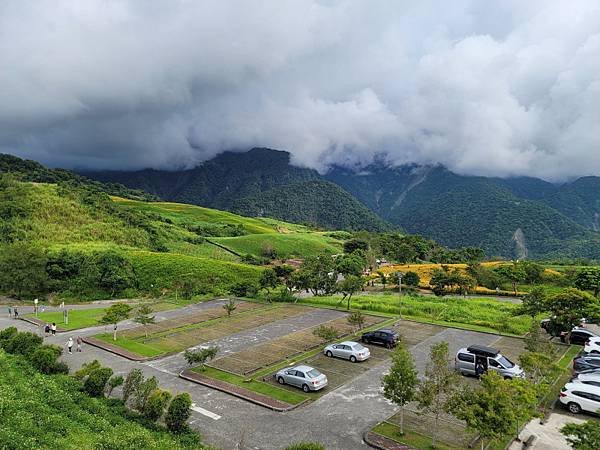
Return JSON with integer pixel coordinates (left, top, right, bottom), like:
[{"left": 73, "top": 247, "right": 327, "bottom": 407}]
[
  {"left": 7, "top": 306, "right": 11, "bottom": 318},
  {"left": 76, "top": 336, "right": 82, "bottom": 352},
  {"left": 51, "top": 323, "right": 57, "bottom": 335},
  {"left": 67, "top": 337, "right": 73, "bottom": 354},
  {"left": 44, "top": 323, "right": 50, "bottom": 335},
  {"left": 13, "top": 306, "right": 18, "bottom": 318}
]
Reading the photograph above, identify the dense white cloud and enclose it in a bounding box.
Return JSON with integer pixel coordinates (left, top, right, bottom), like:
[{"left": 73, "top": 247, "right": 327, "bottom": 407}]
[{"left": 1, "top": 0, "right": 599, "bottom": 180}]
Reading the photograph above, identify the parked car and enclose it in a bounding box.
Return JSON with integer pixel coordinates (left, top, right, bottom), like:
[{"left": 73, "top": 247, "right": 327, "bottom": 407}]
[
  {"left": 584, "top": 336, "right": 600, "bottom": 354},
  {"left": 560, "top": 327, "right": 598, "bottom": 345},
  {"left": 455, "top": 345, "right": 525, "bottom": 379},
  {"left": 324, "top": 341, "right": 370, "bottom": 362},
  {"left": 361, "top": 329, "right": 399, "bottom": 348},
  {"left": 274, "top": 365, "right": 328, "bottom": 392},
  {"left": 571, "top": 372, "right": 600, "bottom": 388},
  {"left": 573, "top": 354, "right": 600, "bottom": 374},
  {"left": 559, "top": 382, "right": 600, "bottom": 414}
]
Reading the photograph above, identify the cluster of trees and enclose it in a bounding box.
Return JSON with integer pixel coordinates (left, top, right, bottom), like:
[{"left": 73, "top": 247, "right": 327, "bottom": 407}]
[
  {"left": 429, "top": 265, "right": 476, "bottom": 296},
  {"left": 344, "top": 234, "right": 485, "bottom": 266},
  {"left": 0, "top": 244, "right": 139, "bottom": 299},
  {"left": 382, "top": 337, "right": 558, "bottom": 449}
]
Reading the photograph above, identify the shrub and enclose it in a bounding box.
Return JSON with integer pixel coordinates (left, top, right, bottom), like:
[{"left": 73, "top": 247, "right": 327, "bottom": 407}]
[
  {"left": 4, "top": 331, "right": 43, "bottom": 356},
  {"left": 83, "top": 367, "right": 113, "bottom": 397},
  {"left": 134, "top": 376, "right": 159, "bottom": 412},
  {"left": 165, "top": 392, "right": 192, "bottom": 433},
  {"left": 184, "top": 346, "right": 218, "bottom": 370},
  {"left": 403, "top": 271, "right": 420, "bottom": 287},
  {"left": 0, "top": 326, "right": 18, "bottom": 348},
  {"left": 29, "top": 344, "right": 66, "bottom": 374},
  {"left": 347, "top": 311, "right": 366, "bottom": 330},
  {"left": 144, "top": 389, "right": 173, "bottom": 421},
  {"left": 285, "top": 443, "right": 326, "bottom": 450},
  {"left": 312, "top": 325, "right": 338, "bottom": 341},
  {"left": 74, "top": 359, "right": 101, "bottom": 380},
  {"left": 229, "top": 280, "right": 258, "bottom": 297}
]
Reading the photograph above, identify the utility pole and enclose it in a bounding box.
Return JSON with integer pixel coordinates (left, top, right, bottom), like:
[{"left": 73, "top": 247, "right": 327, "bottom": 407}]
[{"left": 397, "top": 272, "right": 404, "bottom": 319}]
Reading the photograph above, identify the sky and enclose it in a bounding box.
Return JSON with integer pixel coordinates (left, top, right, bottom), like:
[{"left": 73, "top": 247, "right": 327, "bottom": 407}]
[{"left": 1, "top": 0, "right": 600, "bottom": 181}]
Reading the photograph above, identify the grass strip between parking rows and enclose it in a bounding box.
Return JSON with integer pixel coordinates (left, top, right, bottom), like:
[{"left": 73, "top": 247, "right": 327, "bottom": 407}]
[
  {"left": 192, "top": 366, "right": 308, "bottom": 405},
  {"left": 372, "top": 422, "right": 457, "bottom": 450},
  {"left": 192, "top": 317, "right": 397, "bottom": 405}
]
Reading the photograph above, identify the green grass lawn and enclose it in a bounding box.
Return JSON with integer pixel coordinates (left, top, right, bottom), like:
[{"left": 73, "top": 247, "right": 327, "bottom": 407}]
[
  {"left": 192, "top": 366, "right": 309, "bottom": 405},
  {"left": 212, "top": 232, "right": 341, "bottom": 258},
  {"left": 372, "top": 422, "right": 458, "bottom": 450},
  {"left": 95, "top": 333, "right": 165, "bottom": 357},
  {"left": 28, "top": 308, "right": 108, "bottom": 330},
  {"left": 299, "top": 293, "right": 531, "bottom": 335}
]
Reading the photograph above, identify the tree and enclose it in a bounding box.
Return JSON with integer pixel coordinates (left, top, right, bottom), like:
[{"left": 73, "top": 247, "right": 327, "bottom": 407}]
[
  {"left": 299, "top": 253, "right": 336, "bottom": 295},
  {"left": 222, "top": 298, "right": 237, "bottom": 317},
  {"left": 416, "top": 341, "right": 459, "bottom": 448},
  {"left": 509, "top": 377, "right": 540, "bottom": 441},
  {"left": 396, "top": 243, "right": 417, "bottom": 263},
  {"left": 449, "top": 372, "right": 517, "bottom": 450},
  {"left": 338, "top": 275, "right": 364, "bottom": 310},
  {"left": 347, "top": 311, "right": 366, "bottom": 331},
  {"left": 562, "top": 420, "right": 600, "bottom": 450},
  {"left": 377, "top": 271, "right": 387, "bottom": 291},
  {"left": 259, "top": 268, "right": 278, "bottom": 295},
  {"left": 519, "top": 352, "right": 559, "bottom": 387},
  {"left": 95, "top": 250, "right": 137, "bottom": 297},
  {"left": 134, "top": 376, "right": 159, "bottom": 412},
  {"left": 521, "top": 261, "right": 544, "bottom": 284},
  {"left": 575, "top": 268, "right": 600, "bottom": 297},
  {"left": 106, "top": 375, "right": 124, "bottom": 397},
  {"left": 165, "top": 392, "right": 192, "bottom": 433},
  {"left": 381, "top": 344, "right": 418, "bottom": 435},
  {"left": 3, "top": 331, "right": 43, "bottom": 356},
  {"left": 74, "top": 359, "right": 102, "bottom": 380},
  {"left": 403, "top": 271, "right": 420, "bottom": 287},
  {"left": 335, "top": 253, "right": 364, "bottom": 277},
  {"left": 122, "top": 368, "right": 144, "bottom": 405},
  {"left": 83, "top": 367, "right": 114, "bottom": 397},
  {"left": 184, "top": 346, "right": 219, "bottom": 370},
  {"left": 100, "top": 303, "right": 132, "bottom": 340},
  {"left": 495, "top": 263, "right": 527, "bottom": 295},
  {"left": 229, "top": 280, "right": 258, "bottom": 297},
  {"left": 133, "top": 304, "right": 155, "bottom": 338},
  {"left": 517, "top": 286, "right": 547, "bottom": 318},
  {"left": 545, "top": 288, "right": 600, "bottom": 343},
  {"left": 0, "top": 243, "right": 49, "bottom": 299},
  {"left": 144, "top": 389, "right": 172, "bottom": 422},
  {"left": 523, "top": 319, "right": 555, "bottom": 355},
  {"left": 343, "top": 238, "right": 369, "bottom": 254}
]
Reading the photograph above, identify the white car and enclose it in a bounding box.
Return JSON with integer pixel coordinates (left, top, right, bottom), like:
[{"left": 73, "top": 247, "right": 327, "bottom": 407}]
[
  {"left": 324, "top": 341, "right": 370, "bottom": 362},
  {"left": 559, "top": 382, "right": 600, "bottom": 414},
  {"left": 572, "top": 372, "right": 600, "bottom": 388},
  {"left": 584, "top": 336, "right": 600, "bottom": 354}
]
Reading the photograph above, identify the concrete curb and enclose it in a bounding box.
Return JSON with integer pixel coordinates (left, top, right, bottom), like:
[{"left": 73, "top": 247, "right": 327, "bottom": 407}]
[
  {"left": 18, "top": 316, "right": 68, "bottom": 333},
  {"left": 363, "top": 430, "right": 412, "bottom": 450},
  {"left": 179, "top": 369, "right": 308, "bottom": 412}
]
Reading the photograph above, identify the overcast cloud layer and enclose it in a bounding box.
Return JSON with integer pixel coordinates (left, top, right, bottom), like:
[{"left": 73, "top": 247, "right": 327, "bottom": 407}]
[{"left": 1, "top": 0, "right": 600, "bottom": 180}]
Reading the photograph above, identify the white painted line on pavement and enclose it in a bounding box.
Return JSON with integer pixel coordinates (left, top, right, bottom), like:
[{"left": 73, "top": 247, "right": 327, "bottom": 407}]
[{"left": 191, "top": 403, "right": 221, "bottom": 420}]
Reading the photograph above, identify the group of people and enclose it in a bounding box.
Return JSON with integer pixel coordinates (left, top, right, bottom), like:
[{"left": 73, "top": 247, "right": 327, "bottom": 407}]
[
  {"left": 65, "top": 336, "right": 83, "bottom": 354},
  {"left": 44, "top": 323, "right": 58, "bottom": 335},
  {"left": 7, "top": 306, "right": 19, "bottom": 318}
]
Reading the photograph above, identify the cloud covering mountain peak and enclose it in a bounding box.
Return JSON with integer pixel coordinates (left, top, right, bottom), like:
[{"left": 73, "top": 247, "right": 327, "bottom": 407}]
[{"left": 2, "top": 0, "right": 600, "bottom": 180}]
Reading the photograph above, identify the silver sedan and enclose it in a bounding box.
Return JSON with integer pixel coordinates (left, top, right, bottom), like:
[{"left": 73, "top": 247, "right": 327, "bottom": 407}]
[
  {"left": 274, "top": 365, "right": 328, "bottom": 392},
  {"left": 324, "top": 341, "right": 370, "bottom": 362}
]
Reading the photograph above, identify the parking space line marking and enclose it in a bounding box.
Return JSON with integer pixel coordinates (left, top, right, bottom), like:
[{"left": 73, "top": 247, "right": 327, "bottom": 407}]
[{"left": 191, "top": 403, "right": 221, "bottom": 420}]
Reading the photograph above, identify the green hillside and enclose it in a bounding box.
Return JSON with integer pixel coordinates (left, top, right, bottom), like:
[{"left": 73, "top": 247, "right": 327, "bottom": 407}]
[
  {"left": 0, "top": 351, "right": 200, "bottom": 449},
  {"left": 544, "top": 177, "right": 600, "bottom": 231},
  {"left": 84, "top": 148, "right": 392, "bottom": 232}
]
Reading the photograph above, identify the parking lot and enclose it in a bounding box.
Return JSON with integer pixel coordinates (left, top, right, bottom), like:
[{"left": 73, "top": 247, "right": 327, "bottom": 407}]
[{"left": 5, "top": 299, "right": 551, "bottom": 449}]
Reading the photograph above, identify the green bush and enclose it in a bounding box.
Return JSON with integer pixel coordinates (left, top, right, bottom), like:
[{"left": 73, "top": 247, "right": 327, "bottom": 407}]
[
  {"left": 83, "top": 367, "right": 114, "bottom": 397},
  {"left": 29, "top": 345, "right": 67, "bottom": 375},
  {"left": 0, "top": 326, "right": 18, "bottom": 347},
  {"left": 285, "top": 442, "right": 326, "bottom": 450},
  {"left": 165, "top": 393, "right": 192, "bottom": 433},
  {"left": 4, "top": 331, "right": 43, "bottom": 356}
]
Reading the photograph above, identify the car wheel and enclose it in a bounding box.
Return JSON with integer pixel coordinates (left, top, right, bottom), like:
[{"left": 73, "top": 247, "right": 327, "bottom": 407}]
[
  {"left": 277, "top": 377, "right": 285, "bottom": 385},
  {"left": 326, "top": 351, "right": 333, "bottom": 358},
  {"left": 568, "top": 402, "right": 582, "bottom": 414},
  {"left": 386, "top": 342, "right": 392, "bottom": 349},
  {"left": 302, "top": 384, "right": 310, "bottom": 393},
  {"left": 362, "top": 337, "right": 368, "bottom": 343},
  {"left": 350, "top": 355, "right": 357, "bottom": 363}
]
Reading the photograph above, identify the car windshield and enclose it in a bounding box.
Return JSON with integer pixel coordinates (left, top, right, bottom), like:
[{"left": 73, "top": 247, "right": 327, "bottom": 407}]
[
  {"left": 307, "top": 369, "right": 321, "bottom": 378},
  {"left": 498, "top": 356, "right": 514, "bottom": 368},
  {"left": 352, "top": 343, "right": 365, "bottom": 351}
]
